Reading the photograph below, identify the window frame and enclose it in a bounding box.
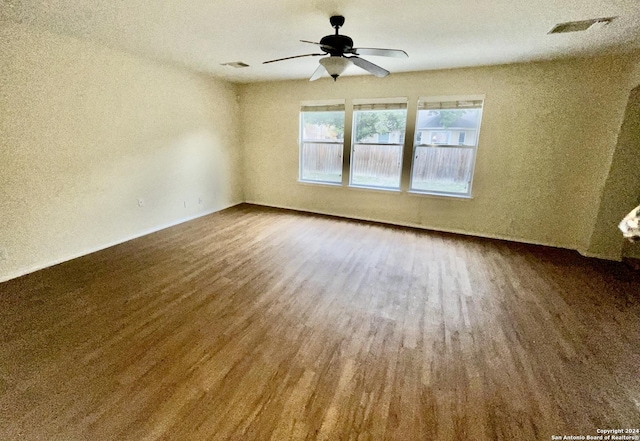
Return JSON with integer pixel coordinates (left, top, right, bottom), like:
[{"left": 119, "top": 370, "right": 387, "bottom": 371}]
[
  {"left": 409, "top": 95, "right": 485, "bottom": 199},
  {"left": 348, "top": 98, "right": 408, "bottom": 192},
  {"left": 298, "top": 100, "right": 346, "bottom": 186}
]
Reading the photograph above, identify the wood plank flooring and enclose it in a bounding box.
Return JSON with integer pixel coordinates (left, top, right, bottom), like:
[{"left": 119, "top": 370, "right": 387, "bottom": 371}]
[{"left": 1, "top": 203, "right": 639, "bottom": 440}]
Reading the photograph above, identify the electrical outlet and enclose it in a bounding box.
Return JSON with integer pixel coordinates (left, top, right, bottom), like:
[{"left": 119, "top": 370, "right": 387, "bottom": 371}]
[
  {"left": 184, "top": 201, "right": 187, "bottom": 208},
  {"left": 138, "top": 198, "right": 144, "bottom": 207},
  {"left": 198, "top": 197, "right": 203, "bottom": 205}
]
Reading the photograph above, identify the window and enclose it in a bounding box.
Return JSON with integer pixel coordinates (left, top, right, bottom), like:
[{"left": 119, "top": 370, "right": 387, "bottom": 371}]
[
  {"left": 350, "top": 99, "right": 407, "bottom": 190},
  {"left": 299, "top": 101, "right": 345, "bottom": 184},
  {"left": 410, "top": 97, "right": 484, "bottom": 197}
]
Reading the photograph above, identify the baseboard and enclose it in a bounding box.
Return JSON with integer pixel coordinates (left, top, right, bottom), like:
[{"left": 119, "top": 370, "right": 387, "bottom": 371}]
[
  {"left": 577, "top": 249, "right": 622, "bottom": 261},
  {"left": 0, "top": 202, "right": 241, "bottom": 284},
  {"left": 3, "top": 200, "right": 616, "bottom": 285},
  {"left": 244, "top": 200, "right": 578, "bottom": 253}
]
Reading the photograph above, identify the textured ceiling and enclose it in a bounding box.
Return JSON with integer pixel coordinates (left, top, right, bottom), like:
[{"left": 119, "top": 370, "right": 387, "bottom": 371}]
[{"left": 2, "top": 0, "right": 639, "bottom": 83}]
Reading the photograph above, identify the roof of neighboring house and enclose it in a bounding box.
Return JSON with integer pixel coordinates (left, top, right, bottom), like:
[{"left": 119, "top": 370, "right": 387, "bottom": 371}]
[{"left": 417, "top": 114, "right": 478, "bottom": 129}]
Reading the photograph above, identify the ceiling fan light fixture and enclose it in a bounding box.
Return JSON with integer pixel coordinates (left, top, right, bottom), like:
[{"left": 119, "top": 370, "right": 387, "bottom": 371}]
[{"left": 320, "top": 56, "right": 350, "bottom": 81}]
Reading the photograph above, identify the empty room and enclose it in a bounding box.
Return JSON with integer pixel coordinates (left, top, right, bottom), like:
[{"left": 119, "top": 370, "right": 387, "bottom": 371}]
[{"left": 1, "top": 0, "right": 640, "bottom": 439}]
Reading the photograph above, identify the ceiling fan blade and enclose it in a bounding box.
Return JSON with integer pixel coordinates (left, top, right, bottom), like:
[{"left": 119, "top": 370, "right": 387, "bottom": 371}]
[
  {"left": 351, "top": 47, "right": 408, "bottom": 58},
  {"left": 263, "top": 53, "right": 324, "bottom": 64},
  {"left": 309, "top": 64, "right": 326, "bottom": 81},
  {"left": 301, "top": 39, "right": 338, "bottom": 53},
  {"left": 348, "top": 56, "right": 389, "bottom": 77}
]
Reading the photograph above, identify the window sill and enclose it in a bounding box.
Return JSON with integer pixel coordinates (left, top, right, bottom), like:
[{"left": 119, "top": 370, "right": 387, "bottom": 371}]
[
  {"left": 298, "top": 179, "right": 343, "bottom": 187},
  {"left": 348, "top": 184, "right": 402, "bottom": 193},
  {"left": 407, "top": 190, "right": 473, "bottom": 200}
]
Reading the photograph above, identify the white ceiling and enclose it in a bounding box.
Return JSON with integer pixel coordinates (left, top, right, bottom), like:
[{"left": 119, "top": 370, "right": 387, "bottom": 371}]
[{"left": 2, "top": 0, "right": 640, "bottom": 83}]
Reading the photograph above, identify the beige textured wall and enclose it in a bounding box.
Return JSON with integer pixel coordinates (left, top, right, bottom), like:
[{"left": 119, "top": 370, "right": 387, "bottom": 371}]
[
  {"left": 1, "top": 22, "right": 635, "bottom": 283},
  {"left": 587, "top": 85, "right": 640, "bottom": 259},
  {"left": 621, "top": 57, "right": 640, "bottom": 260},
  {"left": 239, "top": 56, "right": 633, "bottom": 254},
  {"left": 629, "top": 56, "right": 640, "bottom": 90},
  {"left": 0, "top": 23, "right": 243, "bottom": 282}
]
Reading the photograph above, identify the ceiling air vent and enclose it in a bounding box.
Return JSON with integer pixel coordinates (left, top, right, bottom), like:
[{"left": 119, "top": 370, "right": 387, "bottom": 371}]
[
  {"left": 221, "top": 61, "right": 250, "bottom": 68},
  {"left": 548, "top": 17, "right": 615, "bottom": 34}
]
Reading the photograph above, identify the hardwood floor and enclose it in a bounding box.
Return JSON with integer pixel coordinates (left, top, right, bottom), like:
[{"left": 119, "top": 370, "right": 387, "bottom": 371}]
[{"left": 1, "top": 204, "right": 639, "bottom": 440}]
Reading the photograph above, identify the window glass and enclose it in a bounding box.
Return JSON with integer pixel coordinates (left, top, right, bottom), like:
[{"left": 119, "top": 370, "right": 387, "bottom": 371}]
[
  {"left": 411, "top": 99, "right": 483, "bottom": 197},
  {"left": 350, "top": 105, "right": 407, "bottom": 190},
  {"left": 300, "top": 109, "right": 344, "bottom": 184}
]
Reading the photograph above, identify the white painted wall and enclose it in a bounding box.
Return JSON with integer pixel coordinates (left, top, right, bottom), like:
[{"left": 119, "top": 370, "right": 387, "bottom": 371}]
[
  {"left": 0, "top": 23, "right": 243, "bottom": 282},
  {"left": 239, "top": 55, "right": 634, "bottom": 256}
]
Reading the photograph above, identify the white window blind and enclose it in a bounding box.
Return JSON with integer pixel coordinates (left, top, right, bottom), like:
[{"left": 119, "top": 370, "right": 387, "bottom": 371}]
[
  {"left": 353, "top": 102, "right": 407, "bottom": 111},
  {"left": 418, "top": 99, "right": 483, "bottom": 110},
  {"left": 300, "top": 103, "right": 345, "bottom": 112}
]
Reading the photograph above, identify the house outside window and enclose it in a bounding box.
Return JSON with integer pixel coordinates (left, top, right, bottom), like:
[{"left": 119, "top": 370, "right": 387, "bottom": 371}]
[
  {"left": 410, "top": 96, "right": 484, "bottom": 197},
  {"left": 350, "top": 98, "right": 408, "bottom": 190},
  {"left": 299, "top": 101, "right": 345, "bottom": 184}
]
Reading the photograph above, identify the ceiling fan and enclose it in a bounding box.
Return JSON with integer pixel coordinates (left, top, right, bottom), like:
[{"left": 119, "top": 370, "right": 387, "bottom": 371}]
[{"left": 263, "top": 15, "right": 408, "bottom": 81}]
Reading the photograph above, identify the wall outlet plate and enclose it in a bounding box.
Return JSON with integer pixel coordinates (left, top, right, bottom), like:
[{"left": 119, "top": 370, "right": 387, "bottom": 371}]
[{"left": 138, "top": 198, "right": 144, "bottom": 207}]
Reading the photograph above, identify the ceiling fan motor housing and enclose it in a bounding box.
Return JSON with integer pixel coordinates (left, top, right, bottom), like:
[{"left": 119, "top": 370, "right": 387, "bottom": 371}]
[{"left": 319, "top": 35, "right": 354, "bottom": 56}]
